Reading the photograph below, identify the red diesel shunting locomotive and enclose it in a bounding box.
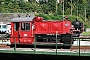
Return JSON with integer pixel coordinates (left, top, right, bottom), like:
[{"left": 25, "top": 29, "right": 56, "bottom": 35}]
[{"left": 10, "top": 16, "right": 84, "bottom": 47}]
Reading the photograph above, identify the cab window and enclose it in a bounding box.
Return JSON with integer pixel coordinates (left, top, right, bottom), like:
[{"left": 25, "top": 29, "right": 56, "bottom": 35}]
[
  {"left": 14, "top": 22, "right": 19, "bottom": 31},
  {"left": 21, "top": 23, "right": 30, "bottom": 30}
]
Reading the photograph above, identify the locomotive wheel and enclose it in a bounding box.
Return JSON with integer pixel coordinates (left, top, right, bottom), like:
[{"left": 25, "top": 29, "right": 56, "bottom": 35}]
[{"left": 61, "top": 34, "right": 73, "bottom": 49}]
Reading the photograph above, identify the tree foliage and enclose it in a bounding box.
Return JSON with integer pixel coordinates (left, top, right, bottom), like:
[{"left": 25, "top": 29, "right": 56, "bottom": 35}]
[
  {"left": 0, "top": 0, "right": 90, "bottom": 28},
  {"left": 0, "top": 0, "right": 89, "bottom": 16}
]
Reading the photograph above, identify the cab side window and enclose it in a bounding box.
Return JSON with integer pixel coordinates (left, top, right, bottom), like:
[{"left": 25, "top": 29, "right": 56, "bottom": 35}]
[
  {"left": 14, "top": 22, "right": 19, "bottom": 31},
  {"left": 21, "top": 23, "right": 30, "bottom": 31},
  {"left": 21, "top": 23, "right": 25, "bottom": 30},
  {"left": 26, "top": 23, "right": 30, "bottom": 30}
]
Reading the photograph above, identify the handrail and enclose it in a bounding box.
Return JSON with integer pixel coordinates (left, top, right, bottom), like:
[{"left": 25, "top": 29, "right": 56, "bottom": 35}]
[{"left": 0, "top": 35, "right": 90, "bottom": 56}]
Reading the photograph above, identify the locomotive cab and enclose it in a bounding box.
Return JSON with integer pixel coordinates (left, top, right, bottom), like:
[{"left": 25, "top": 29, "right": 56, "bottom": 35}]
[{"left": 10, "top": 17, "right": 35, "bottom": 44}]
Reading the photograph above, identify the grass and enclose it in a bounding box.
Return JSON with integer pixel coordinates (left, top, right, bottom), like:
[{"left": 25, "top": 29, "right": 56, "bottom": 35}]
[{"left": 81, "top": 32, "right": 90, "bottom": 35}]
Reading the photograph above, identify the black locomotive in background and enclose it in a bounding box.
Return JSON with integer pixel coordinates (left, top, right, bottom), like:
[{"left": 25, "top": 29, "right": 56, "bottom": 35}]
[{"left": 72, "top": 19, "right": 85, "bottom": 37}]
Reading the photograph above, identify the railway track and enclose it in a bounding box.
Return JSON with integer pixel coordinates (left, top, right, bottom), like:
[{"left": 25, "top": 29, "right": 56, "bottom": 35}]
[
  {"left": 0, "top": 44, "right": 90, "bottom": 51},
  {"left": 70, "top": 46, "right": 90, "bottom": 51},
  {"left": 0, "top": 44, "right": 10, "bottom": 48}
]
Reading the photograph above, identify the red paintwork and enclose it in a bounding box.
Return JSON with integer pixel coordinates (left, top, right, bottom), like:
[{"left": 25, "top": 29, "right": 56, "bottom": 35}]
[
  {"left": 34, "top": 20, "right": 72, "bottom": 34},
  {"left": 61, "top": 20, "right": 72, "bottom": 34},
  {"left": 10, "top": 22, "right": 34, "bottom": 44},
  {"left": 19, "top": 22, "right": 34, "bottom": 44},
  {"left": 32, "top": 16, "right": 43, "bottom": 23},
  {"left": 10, "top": 16, "right": 72, "bottom": 44},
  {"left": 10, "top": 22, "right": 19, "bottom": 43}
]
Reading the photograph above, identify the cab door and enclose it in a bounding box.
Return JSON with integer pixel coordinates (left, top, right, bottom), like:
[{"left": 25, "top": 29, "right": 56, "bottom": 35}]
[
  {"left": 12, "top": 22, "right": 20, "bottom": 43},
  {"left": 19, "top": 22, "right": 34, "bottom": 44}
]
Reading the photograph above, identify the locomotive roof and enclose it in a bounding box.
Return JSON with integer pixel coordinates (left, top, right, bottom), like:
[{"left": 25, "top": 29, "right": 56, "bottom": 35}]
[{"left": 11, "top": 16, "right": 35, "bottom": 22}]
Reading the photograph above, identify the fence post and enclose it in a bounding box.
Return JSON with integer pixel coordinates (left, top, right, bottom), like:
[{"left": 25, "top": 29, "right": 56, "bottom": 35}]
[
  {"left": 34, "top": 37, "right": 36, "bottom": 54},
  {"left": 14, "top": 38, "right": 16, "bottom": 52},
  {"left": 79, "top": 37, "right": 80, "bottom": 56},
  {"left": 56, "top": 31, "right": 58, "bottom": 55}
]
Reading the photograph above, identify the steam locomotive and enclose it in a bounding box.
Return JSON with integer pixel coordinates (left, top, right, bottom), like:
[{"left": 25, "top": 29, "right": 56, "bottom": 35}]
[
  {"left": 72, "top": 19, "right": 84, "bottom": 37},
  {"left": 10, "top": 16, "right": 84, "bottom": 48}
]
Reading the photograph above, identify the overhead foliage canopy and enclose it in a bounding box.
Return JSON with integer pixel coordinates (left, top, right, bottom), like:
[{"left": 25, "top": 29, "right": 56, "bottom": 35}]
[
  {"left": 0, "top": 0, "right": 90, "bottom": 28},
  {"left": 0, "top": 0, "right": 89, "bottom": 16}
]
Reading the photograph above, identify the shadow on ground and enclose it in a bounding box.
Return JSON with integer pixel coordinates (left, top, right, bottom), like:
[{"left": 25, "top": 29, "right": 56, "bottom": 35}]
[{"left": 0, "top": 53, "right": 90, "bottom": 60}]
